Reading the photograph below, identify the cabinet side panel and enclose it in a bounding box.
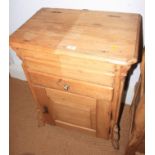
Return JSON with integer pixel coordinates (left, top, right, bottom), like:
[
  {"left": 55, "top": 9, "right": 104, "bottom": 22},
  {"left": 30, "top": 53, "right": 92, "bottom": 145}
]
[
  {"left": 23, "top": 65, "right": 55, "bottom": 125},
  {"left": 32, "top": 86, "right": 55, "bottom": 125},
  {"left": 96, "top": 100, "right": 111, "bottom": 139}
]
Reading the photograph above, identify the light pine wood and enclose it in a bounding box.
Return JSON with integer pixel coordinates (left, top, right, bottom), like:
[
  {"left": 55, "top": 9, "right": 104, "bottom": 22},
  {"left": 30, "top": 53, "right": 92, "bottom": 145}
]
[
  {"left": 110, "top": 66, "right": 129, "bottom": 149},
  {"left": 22, "top": 65, "right": 46, "bottom": 126},
  {"left": 126, "top": 96, "right": 145, "bottom": 155},
  {"left": 9, "top": 8, "right": 141, "bottom": 149},
  {"left": 27, "top": 70, "right": 113, "bottom": 101},
  {"left": 96, "top": 100, "right": 111, "bottom": 139},
  {"left": 32, "top": 86, "right": 55, "bottom": 125},
  {"left": 10, "top": 8, "right": 141, "bottom": 65},
  {"left": 18, "top": 48, "right": 117, "bottom": 73},
  {"left": 24, "top": 57, "right": 115, "bottom": 86},
  {"left": 46, "top": 88, "right": 96, "bottom": 129},
  {"left": 55, "top": 120, "right": 96, "bottom": 136},
  {"left": 125, "top": 51, "right": 145, "bottom": 155}
]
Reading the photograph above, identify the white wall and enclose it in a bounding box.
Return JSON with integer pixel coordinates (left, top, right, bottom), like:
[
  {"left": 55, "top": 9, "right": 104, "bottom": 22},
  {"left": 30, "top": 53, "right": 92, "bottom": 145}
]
[{"left": 9, "top": 0, "right": 145, "bottom": 104}]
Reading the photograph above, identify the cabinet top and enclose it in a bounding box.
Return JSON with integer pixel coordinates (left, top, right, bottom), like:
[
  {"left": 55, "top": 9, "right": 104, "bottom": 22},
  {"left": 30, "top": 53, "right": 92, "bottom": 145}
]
[{"left": 10, "top": 8, "right": 141, "bottom": 65}]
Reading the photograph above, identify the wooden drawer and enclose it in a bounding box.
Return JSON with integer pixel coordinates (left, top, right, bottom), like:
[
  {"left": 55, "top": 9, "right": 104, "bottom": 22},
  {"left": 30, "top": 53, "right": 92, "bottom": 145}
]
[
  {"left": 24, "top": 57, "right": 115, "bottom": 87},
  {"left": 18, "top": 48, "right": 116, "bottom": 73},
  {"left": 28, "top": 70, "right": 113, "bottom": 101}
]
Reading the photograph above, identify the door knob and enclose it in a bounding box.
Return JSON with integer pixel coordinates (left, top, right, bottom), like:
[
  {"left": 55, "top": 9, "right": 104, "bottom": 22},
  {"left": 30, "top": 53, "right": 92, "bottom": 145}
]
[{"left": 64, "top": 84, "right": 70, "bottom": 91}]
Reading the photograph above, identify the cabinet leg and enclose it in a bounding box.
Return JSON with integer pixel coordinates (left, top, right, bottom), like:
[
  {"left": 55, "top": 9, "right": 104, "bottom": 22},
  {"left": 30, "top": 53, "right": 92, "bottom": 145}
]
[{"left": 111, "top": 125, "right": 119, "bottom": 149}]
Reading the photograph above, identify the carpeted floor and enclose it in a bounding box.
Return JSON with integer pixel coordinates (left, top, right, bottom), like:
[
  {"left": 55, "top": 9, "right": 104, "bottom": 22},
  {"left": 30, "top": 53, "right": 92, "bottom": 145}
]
[{"left": 10, "top": 78, "right": 132, "bottom": 155}]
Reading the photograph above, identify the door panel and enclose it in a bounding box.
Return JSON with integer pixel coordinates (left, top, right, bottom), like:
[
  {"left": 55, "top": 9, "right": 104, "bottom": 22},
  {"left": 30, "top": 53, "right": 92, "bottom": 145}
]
[
  {"left": 46, "top": 88, "right": 96, "bottom": 129},
  {"left": 55, "top": 120, "right": 96, "bottom": 136},
  {"left": 31, "top": 85, "right": 111, "bottom": 138}
]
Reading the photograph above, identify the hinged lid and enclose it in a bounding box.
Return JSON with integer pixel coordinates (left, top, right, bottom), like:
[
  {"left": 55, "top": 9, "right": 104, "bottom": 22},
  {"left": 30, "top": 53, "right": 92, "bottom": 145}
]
[{"left": 10, "top": 8, "right": 141, "bottom": 65}]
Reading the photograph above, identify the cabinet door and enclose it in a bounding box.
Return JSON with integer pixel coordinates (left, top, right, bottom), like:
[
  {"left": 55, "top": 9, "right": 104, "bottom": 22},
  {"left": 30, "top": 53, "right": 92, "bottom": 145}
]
[
  {"left": 45, "top": 88, "right": 97, "bottom": 135},
  {"left": 32, "top": 85, "right": 111, "bottom": 138}
]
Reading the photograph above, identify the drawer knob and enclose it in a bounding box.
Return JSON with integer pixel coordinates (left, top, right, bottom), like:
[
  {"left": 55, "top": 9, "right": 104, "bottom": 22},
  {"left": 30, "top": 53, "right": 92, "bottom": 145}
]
[{"left": 64, "top": 84, "right": 70, "bottom": 91}]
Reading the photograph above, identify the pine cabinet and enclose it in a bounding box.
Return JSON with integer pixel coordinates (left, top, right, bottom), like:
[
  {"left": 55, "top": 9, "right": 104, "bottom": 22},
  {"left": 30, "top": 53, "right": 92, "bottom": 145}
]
[{"left": 10, "top": 8, "right": 141, "bottom": 149}]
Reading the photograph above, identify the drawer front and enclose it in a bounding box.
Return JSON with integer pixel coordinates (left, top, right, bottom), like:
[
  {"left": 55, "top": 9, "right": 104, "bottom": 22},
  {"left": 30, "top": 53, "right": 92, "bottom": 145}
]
[
  {"left": 45, "top": 88, "right": 96, "bottom": 130},
  {"left": 19, "top": 48, "right": 116, "bottom": 73},
  {"left": 28, "top": 70, "right": 113, "bottom": 101},
  {"left": 24, "top": 58, "right": 115, "bottom": 87}
]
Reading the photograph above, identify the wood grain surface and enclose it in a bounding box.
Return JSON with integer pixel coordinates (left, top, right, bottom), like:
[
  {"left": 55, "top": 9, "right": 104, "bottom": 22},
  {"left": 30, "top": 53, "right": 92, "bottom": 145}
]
[
  {"left": 10, "top": 8, "right": 141, "bottom": 65},
  {"left": 9, "top": 8, "right": 142, "bottom": 149}
]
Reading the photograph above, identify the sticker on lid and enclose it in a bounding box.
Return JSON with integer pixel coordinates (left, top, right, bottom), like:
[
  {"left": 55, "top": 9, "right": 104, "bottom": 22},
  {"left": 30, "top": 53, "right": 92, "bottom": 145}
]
[{"left": 66, "top": 45, "right": 77, "bottom": 50}]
